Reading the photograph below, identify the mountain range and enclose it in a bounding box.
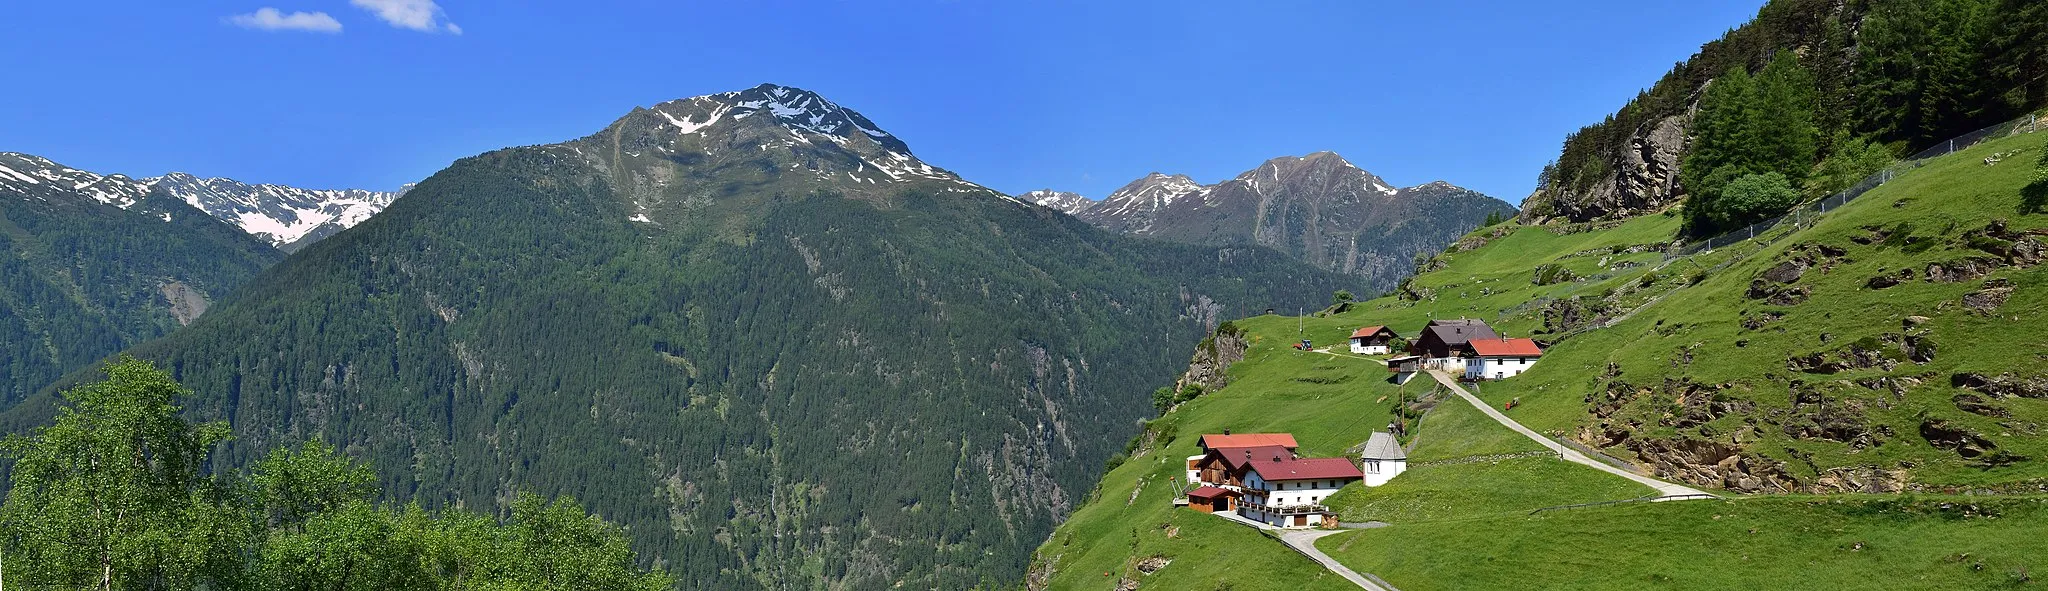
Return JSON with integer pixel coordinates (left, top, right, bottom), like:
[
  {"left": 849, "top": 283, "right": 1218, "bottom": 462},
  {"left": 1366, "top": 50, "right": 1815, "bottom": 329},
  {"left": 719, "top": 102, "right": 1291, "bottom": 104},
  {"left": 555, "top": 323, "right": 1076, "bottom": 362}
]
[
  {"left": 1023, "top": 153, "right": 1516, "bottom": 291},
  {"left": 1, "top": 84, "right": 1358, "bottom": 589},
  {"left": 0, "top": 151, "right": 404, "bottom": 250},
  {"left": 0, "top": 152, "right": 282, "bottom": 405}
]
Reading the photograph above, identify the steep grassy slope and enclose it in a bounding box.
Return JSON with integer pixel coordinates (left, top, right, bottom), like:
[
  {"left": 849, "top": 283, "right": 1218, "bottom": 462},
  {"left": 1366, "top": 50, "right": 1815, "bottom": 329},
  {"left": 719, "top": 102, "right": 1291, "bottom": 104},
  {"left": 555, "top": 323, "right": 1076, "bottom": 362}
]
[
  {"left": 1451, "top": 129, "right": 2048, "bottom": 493},
  {"left": 1044, "top": 122, "right": 2048, "bottom": 590},
  {"left": 1029, "top": 315, "right": 1657, "bottom": 589},
  {"left": 1321, "top": 496, "right": 2048, "bottom": 591}
]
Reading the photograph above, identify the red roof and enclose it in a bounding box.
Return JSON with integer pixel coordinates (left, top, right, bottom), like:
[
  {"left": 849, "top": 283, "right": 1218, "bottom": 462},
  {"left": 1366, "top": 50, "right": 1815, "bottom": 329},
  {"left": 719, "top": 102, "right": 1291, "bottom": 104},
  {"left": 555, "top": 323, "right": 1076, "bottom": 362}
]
[
  {"left": 1187, "top": 486, "right": 1239, "bottom": 500},
  {"left": 1350, "top": 325, "right": 1391, "bottom": 339},
  {"left": 1198, "top": 433, "right": 1299, "bottom": 451},
  {"left": 1249, "top": 457, "right": 1364, "bottom": 481},
  {"left": 1467, "top": 337, "right": 1543, "bottom": 357}
]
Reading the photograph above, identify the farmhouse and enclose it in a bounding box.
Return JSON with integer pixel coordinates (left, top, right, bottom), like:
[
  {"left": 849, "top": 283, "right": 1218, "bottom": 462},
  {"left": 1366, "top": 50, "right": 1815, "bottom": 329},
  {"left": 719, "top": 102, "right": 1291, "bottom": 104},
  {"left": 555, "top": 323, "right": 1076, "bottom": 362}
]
[
  {"left": 1188, "top": 445, "right": 1292, "bottom": 489},
  {"left": 1348, "top": 325, "right": 1399, "bottom": 354},
  {"left": 1238, "top": 453, "right": 1363, "bottom": 527},
  {"left": 1358, "top": 431, "right": 1407, "bottom": 486},
  {"left": 1186, "top": 432, "right": 1300, "bottom": 488},
  {"left": 1462, "top": 336, "right": 1543, "bottom": 380},
  {"left": 1410, "top": 318, "right": 1499, "bottom": 369}
]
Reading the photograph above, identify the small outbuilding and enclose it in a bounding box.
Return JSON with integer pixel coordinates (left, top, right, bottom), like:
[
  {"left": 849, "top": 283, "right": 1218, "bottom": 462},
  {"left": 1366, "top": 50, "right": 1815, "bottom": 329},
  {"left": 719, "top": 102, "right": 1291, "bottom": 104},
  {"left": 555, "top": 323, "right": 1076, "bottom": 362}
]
[
  {"left": 1358, "top": 431, "right": 1407, "bottom": 487},
  {"left": 1186, "top": 486, "right": 1241, "bottom": 513},
  {"left": 1348, "top": 325, "right": 1400, "bottom": 355}
]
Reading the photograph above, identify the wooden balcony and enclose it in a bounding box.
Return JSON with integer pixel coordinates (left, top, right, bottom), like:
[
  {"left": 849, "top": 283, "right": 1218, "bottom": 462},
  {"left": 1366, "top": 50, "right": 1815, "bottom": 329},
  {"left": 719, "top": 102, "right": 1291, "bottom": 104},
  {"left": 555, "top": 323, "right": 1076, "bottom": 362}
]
[{"left": 1240, "top": 502, "right": 1331, "bottom": 516}]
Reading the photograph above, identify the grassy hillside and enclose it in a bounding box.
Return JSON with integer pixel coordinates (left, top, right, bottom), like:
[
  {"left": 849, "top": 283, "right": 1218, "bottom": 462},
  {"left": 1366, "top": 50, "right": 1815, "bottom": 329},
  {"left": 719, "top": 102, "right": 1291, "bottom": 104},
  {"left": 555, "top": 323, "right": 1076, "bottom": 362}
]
[
  {"left": 1042, "top": 119, "right": 2048, "bottom": 590},
  {"left": 1030, "top": 315, "right": 1661, "bottom": 589},
  {"left": 1446, "top": 128, "right": 2048, "bottom": 492},
  {"left": 1028, "top": 315, "right": 1411, "bottom": 590},
  {"left": 1320, "top": 496, "right": 2048, "bottom": 591}
]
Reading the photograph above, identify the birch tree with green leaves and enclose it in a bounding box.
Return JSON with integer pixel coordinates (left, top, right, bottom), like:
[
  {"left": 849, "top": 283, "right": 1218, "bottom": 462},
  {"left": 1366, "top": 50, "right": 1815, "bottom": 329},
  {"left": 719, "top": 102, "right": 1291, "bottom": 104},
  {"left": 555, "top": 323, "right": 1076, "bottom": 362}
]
[{"left": 0, "top": 356, "right": 248, "bottom": 590}]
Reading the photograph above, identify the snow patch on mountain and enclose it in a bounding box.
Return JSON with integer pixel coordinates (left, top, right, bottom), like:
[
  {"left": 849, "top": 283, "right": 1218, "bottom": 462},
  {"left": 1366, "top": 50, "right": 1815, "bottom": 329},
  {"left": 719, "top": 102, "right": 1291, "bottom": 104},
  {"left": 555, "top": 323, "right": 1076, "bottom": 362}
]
[
  {"left": 1018, "top": 189, "right": 1094, "bottom": 214},
  {"left": 0, "top": 152, "right": 403, "bottom": 247},
  {"left": 144, "top": 173, "right": 403, "bottom": 247}
]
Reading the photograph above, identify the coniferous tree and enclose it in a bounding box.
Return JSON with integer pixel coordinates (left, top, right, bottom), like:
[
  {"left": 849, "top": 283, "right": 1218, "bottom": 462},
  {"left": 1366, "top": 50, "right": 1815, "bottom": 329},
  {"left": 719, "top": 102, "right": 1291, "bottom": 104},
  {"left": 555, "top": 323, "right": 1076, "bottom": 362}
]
[{"left": 1753, "top": 51, "right": 1820, "bottom": 185}]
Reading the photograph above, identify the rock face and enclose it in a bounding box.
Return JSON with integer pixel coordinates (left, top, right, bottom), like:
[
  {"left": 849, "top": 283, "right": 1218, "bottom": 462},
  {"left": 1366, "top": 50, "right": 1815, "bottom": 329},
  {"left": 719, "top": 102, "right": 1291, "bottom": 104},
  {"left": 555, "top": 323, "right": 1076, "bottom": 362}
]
[
  {"left": 1521, "top": 113, "right": 1691, "bottom": 224},
  {"left": 1178, "top": 324, "right": 1250, "bottom": 395},
  {"left": 1069, "top": 153, "right": 1516, "bottom": 292}
]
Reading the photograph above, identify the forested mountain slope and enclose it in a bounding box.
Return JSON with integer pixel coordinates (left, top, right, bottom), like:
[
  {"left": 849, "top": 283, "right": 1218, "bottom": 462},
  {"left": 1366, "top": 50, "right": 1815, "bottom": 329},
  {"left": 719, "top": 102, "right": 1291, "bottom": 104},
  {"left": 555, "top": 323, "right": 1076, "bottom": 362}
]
[
  {"left": 3, "top": 84, "right": 1350, "bottom": 589},
  {"left": 0, "top": 153, "right": 282, "bottom": 405}
]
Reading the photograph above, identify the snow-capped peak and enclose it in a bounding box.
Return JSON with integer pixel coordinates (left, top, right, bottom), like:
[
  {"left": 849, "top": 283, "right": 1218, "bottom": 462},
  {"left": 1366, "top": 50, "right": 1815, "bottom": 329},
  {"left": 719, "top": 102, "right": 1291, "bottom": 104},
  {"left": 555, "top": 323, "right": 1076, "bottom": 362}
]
[
  {"left": 648, "top": 83, "right": 913, "bottom": 156},
  {"left": 0, "top": 152, "right": 407, "bottom": 246},
  {"left": 1092, "top": 172, "right": 1210, "bottom": 221},
  {"left": 1018, "top": 189, "right": 1094, "bottom": 214},
  {"left": 0, "top": 152, "right": 153, "bottom": 209},
  {"left": 143, "top": 173, "right": 404, "bottom": 247}
]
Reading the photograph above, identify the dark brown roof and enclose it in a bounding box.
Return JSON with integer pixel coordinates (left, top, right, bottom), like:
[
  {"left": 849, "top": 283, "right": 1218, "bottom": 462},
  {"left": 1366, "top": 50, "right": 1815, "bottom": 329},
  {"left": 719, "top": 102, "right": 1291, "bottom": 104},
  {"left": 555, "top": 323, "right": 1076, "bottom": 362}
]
[
  {"left": 1187, "top": 486, "right": 1240, "bottom": 500},
  {"left": 1419, "top": 319, "right": 1498, "bottom": 348}
]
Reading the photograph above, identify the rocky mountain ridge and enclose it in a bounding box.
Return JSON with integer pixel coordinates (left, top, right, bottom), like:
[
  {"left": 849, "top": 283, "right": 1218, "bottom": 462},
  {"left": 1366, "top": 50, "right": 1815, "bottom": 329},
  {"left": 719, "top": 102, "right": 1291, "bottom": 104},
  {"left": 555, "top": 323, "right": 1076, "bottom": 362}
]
[
  {"left": 0, "top": 152, "right": 403, "bottom": 250},
  {"left": 1032, "top": 152, "right": 1516, "bottom": 291}
]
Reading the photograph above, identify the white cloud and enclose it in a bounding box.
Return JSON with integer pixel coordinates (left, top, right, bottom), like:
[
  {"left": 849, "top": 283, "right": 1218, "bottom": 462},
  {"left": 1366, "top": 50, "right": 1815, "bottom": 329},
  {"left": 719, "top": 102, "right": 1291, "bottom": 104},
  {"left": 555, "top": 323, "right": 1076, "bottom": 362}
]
[
  {"left": 349, "top": 0, "right": 461, "bottom": 34},
  {"left": 227, "top": 7, "right": 343, "bottom": 32}
]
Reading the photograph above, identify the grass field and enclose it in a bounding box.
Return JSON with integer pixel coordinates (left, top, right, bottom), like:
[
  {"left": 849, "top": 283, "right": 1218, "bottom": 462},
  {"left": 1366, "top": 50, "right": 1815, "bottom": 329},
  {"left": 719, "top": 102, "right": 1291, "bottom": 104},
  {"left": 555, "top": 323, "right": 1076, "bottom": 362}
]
[{"left": 1320, "top": 495, "right": 2048, "bottom": 591}]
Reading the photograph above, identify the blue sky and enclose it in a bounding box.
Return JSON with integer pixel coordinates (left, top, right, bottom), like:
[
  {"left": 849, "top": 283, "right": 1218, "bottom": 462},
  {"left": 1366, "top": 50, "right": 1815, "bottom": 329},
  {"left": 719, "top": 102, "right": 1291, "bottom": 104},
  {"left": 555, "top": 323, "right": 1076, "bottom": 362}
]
[{"left": 1, "top": 1, "right": 1762, "bottom": 205}]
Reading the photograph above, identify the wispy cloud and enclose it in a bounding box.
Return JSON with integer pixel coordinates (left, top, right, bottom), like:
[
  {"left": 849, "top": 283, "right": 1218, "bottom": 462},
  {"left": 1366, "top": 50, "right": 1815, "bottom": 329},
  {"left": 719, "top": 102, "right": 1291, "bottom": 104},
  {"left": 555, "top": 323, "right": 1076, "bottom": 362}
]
[
  {"left": 227, "top": 7, "right": 343, "bottom": 33},
  {"left": 349, "top": 0, "right": 461, "bottom": 34}
]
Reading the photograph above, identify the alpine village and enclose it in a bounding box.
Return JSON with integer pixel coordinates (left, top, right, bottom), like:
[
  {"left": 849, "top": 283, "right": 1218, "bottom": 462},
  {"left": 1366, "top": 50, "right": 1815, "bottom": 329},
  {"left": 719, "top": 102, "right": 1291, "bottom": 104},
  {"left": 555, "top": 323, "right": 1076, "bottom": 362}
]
[{"left": 2, "top": 0, "right": 2047, "bottom": 590}]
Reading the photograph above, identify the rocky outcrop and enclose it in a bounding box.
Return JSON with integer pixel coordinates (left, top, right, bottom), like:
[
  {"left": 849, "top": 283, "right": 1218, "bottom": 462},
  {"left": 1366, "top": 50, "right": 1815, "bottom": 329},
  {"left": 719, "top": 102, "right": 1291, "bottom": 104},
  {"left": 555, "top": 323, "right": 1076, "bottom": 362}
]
[
  {"left": 159, "top": 281, "right": 210, "bottom": 326},
  {"left": 1539, "top": 296, "right": 1609, "bottom": 335},
  {"left": 1520, "top": 113, "right": 1690, "bottom": 224},
  {"left": 1628, "top": 438, "right": 1793, "bottom": 493},
  {"left": 1920, "top": 419, "right": 1999, "bottom": 459},
  {"left": 1952, "top": 372, "right": 2048, "bottom": 399},
  {"left": 1176, "top": 324, "right": 1248, "bottom": 395},
  {"left": 1962, "top": 278, "right": 2014, "bottom": 313}
]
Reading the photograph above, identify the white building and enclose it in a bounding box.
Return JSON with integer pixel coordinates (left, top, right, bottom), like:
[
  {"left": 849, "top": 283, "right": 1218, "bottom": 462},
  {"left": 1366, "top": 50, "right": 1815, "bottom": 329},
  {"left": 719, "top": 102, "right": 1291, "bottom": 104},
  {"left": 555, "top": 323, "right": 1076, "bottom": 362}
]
[
  {"left": 1462, "top": 337, "right": 1544, "bottom": 380},
  {"left": 1358, "top": 431, "right": 1407, "bottom": 487},
  {"left": 1237, "top": 454, "right": 1363, "bottom": 528},
  {"left": 1348, "top": 325, "right": 1398, "bottom": 355}
]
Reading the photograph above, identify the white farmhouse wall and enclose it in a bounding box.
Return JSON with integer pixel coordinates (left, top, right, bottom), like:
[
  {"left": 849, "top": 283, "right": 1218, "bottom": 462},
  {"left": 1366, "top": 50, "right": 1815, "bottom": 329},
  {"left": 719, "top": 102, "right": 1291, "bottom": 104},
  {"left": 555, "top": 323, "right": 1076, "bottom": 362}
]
[
  {"left": 1465, "top": 357, "right": 1537, "bottom": 380},
  {"left": 1186, "top": 455, "right": 1206, "bottom": 486},
  {"left": 1362, "top": 458, "right": 1407, "bottom": 487},
  {"left": 1349, "top": 339, "right": 1389, "bottom": 355}
]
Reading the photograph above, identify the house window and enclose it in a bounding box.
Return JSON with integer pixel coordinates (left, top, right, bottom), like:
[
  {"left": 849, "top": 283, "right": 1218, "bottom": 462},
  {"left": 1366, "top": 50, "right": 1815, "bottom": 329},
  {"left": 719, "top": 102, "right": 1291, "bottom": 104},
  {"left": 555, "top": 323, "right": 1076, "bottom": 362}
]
[
  {"left": 1520, "top": 357, "right": 1528, "bottom": 365},
  {"left": 1366, "top": 460, "right": 1380, "bottom": 474}
]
